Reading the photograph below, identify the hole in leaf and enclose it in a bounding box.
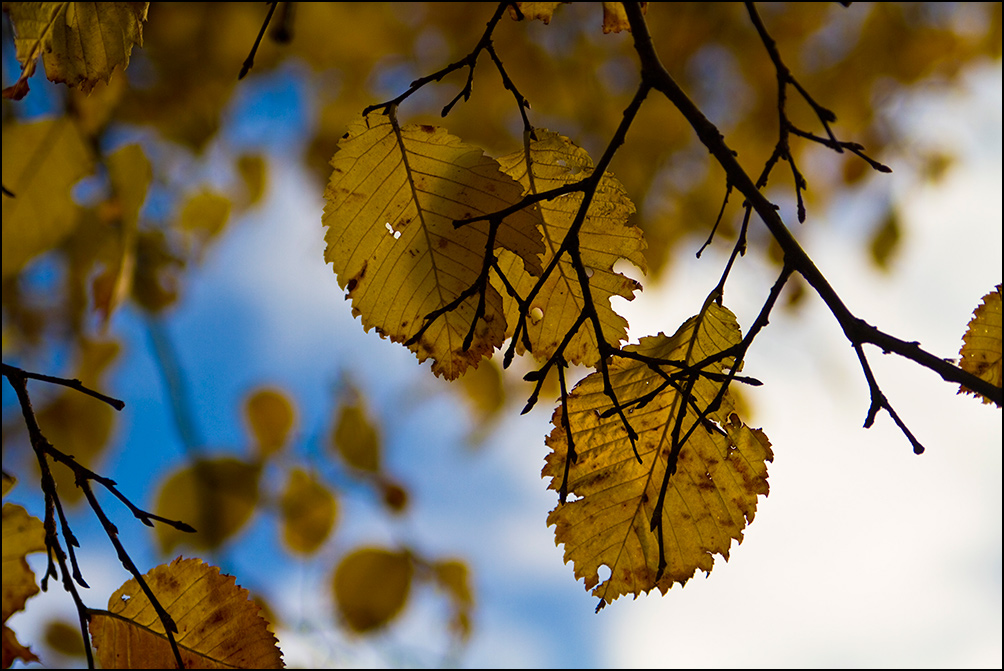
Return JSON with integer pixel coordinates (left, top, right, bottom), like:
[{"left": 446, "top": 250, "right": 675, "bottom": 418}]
[
  {"left": 585, "top": 266, "right": 594, "bottom": 278},
  {"left": 530, "top": 306, "right": 544, "bottom": 324},
  {"left": 597, "top": 565, "right": 612, "bottom": 584},
  {"left": 384, "top": 221, "right": 401, "bottom": 240}
]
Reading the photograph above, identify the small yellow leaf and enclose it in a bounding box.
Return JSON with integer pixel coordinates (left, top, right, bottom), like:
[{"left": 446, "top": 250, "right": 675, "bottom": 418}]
[
  {"left": 89, "top": 557, "right": 283, "bottom": 669},
  {"left": 959, "top": 284, "right": 1002, "bottom": 406},
  {"left": 433, "top": 559, "right": 474, "bottom": 640},
  {"left": 154, "top": 458, "right": 261, "bottom": 554},
  {"left": 332, "top": 548, "right": 413, "bottom": 633},
  {"left": 331, "top": 388, "right": 381, "bottom": 473},
  {"left": 279, "top": 469, "right": 337, "bottom": 556},
  {"left": 2, "top": 504, "right": 46, "bottom": 622},
  {"left": 43, "top": 619, "right": 85, "bottom": 658},
  {"left": 179, "top": 189, "right": 232, "bottom": 252},
  {"left": 2, "top": 118, "right": 94, "bottom": 279},
  {"left": 5, "top": 2, "right": 148, "bottom": 96},
  {"left": 509, "top": 2, "right": 568, "bottom": 24},
  {"left": 245, "top": 387, "right": 296, "bottom": 458},
  {"left": 237, "top": 154, "right": 267, "bottom": 206},
  {"left": 544, "top": 303, "right": 772, "bottom": 608}
]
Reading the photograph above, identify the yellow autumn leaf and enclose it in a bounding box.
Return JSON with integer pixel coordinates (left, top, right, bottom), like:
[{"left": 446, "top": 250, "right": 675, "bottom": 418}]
[
  {"left": 322, "top": 113, "right": 544, "bottom": 379},
  {"left": 279, "top": 468, "right": 337, "bottom": 556},
  {"left": 89, "top": 557, "right": 283, "bottom": 669},
  {"left": 433, "top": 559, "right": 474, "bottom": 640},
  {"left": 496, "top": 130, "right": 646, "bottom": 366},
  {"left": 331, "top": 386, "right": 381, "bottom": 473},
  {"left": 332, "top": 548, "right": 413, "bottom": 633},
  {"left": 237, "top": 154, "right": 267, "bottom": 206},
  {"left": 509, "top": 2, "right": 568, "bottom": 24},
  {"left": 2, "top": 117, "right": 94, "bottom": 279},
  {"left": 4, "top": 2, "right": 148, "bottom": 98},
  {"left": 544, "top": 303, "right": 773, "bottom": 609},
  {"left": 2, "top": 503, "right": 46, "bottom": 668},
  {"left": 959, "top": 284, "right": 1002, "bottom": 406},
  {"left": 245, "top": 387, "right": 296, "bottom": 459},
  {"left": 92, "top": 143, "right": 150, "bottom": 324},
  {"left": 508, "top": 2, "right": 644, "bottom": 33},
  {"left": 154, "top": 457, "right": 261, "bottom": 553}
]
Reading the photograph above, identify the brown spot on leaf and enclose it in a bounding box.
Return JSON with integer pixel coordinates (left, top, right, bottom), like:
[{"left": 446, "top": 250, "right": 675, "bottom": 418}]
[{"left": 418, "top": 125, "right": 436, "bottom": 134}]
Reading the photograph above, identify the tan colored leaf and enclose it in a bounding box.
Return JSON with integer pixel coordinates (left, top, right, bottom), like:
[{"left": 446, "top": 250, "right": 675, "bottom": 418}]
[
  {"left": 507, "top": 2, "right": 644, "bottom": 33},
  {"left": 154, "top": 458, "right": 261, "bottom": 553},
  {"left": 496, "top": 130, "right": 646, "bottom": 366},
  {"left": 2, "top": 504, "right": 46, "bottom": 622},
  {"left": 2, "top": 118, "right": 94, "bottom": 279},
  {"left": 600, "top": 2, "right": 645, "bottom": 34},
  {"left": 89, "top": 557, "right": 283, "bottom": 669},
  {"left": 279, "top": 468, "right": 337, "bottom": 556},
  {"left": 544, "top": 303, "right": 772, "bottom": 609},
  {"left": 322, "top": 114, "right": 543, "bottom": 379},
  {"left": 509, "top": 2, "right": 568, "bottom": 24},
  {"left": 4, "top": 2, "right": 148, "bottom": 97},
  {"left": 331, "top": 386, "right": 381, "bottom": 472},
  {"left": 332, "top": 548, "right": 413, "bottom": 633},
  {"left": 432, "top": 559, "right": 474, "bottom": 640},
  {"left": 43, "top": 619, "right": 85, "bottom": 658},
  {"left": 245, "top": 387, "right": 296, "bottom": 459},
  {"left": 179, "top": 189, "right": 232, "bottom": 249},
  {"left": 237, "top": 154, "right": 267, "bottom": 206},
  {"left": 959, "top": 284, "right": 1002, "bottom": 406}
]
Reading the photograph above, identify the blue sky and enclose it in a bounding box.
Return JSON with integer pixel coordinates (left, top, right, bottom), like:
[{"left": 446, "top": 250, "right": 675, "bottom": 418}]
[{"left": 5, "top": 32, "right": 1001, "bottom": 671}]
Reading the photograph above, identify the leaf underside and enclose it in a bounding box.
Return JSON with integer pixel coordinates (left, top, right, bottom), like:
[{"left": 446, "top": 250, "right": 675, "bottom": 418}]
[{"left": 544, "top": 303, "right": 772, "bottom": 608}]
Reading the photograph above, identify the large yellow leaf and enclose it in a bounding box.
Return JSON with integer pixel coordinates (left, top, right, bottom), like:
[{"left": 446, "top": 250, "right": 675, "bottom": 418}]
[
  {"left": 1, "top": 504, "right": 45, "bottom": 668},
  {"left": 544, "top": 303, "right": 772, "bottom": 609},
  {"left": 2, "top": 118, "right": 94, "bottom": 279},
  {"left": 89, "top": 557, "right": 283, "bottom": 669},
  {"left": 322, "top": 114, "right": 544, "bottom": 379},
  {"left": 4, "top": 2, "right": 148, "bottom": 98},
  {"left": 332, "top": 548, "right": 413, "bottom": 633},
  {"left": 959, "top": 284, "right": 1002, "bottom": 406},
  {"left": 496, "top": 131, "right": 646, "bottom": 366},
  {"left": 154, "top": 458, "right": 261, "bottom": 554}
]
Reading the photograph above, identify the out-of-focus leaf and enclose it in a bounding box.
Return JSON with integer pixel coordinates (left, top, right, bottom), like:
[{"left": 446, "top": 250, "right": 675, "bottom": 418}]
[
  {"left": 322, "top": 114, "right": 543, "bottom": 379},
  {"left": 459, "top": 355, "right": 505, "bottom": 420},
  {"left": 245, "top": 387, "right": 295, "bottom": 459},
  {"left": 131, "top": 229, "right": 183, "bottom": 313},
  {"left": 544, "top": 304, "right": 772, "bottom": 609},
  {"left": 89, "top": 557, "right": 283, "bottom": 669},
  {"left": 378, "top": 476, "right": 409, "bottom": 514},
  {"left": 2, "top": 503, "right": 46, "bottom": 667},
  {"left": 2, "top": 118, "right": 94, "bottom": 280},
  {"left": 959, "top": 284, "right": 1002, "bottom": 406},
  {"left": 332, "top": 548, "right": 413, "bottom": 633},
  {"left": 433, "top": 559, "right": 474, "bottom": 640},
  {"left": 237, "top": 154, "right": 267, "bottom": 206},
  {"left": 154, "top": 458, "right": 261, "bottom": 553},
  {"left": 331, "top": 387, "right": 381, "bottom": 473},
  {"left": 279, "top": 468, "right": 337, "bottom": 556},
  {"left": 496, "top": 130, "right": 646, "bottom": 367},
  {"left": 43, "top": 619, "right": 85, "bottom": 658},
  {"left": 868, "top": 208, "right": 901, "bottom": 272},
  {"left": 92, "top": 143, "right": 150, "bottom": 324},
  {"left": 4, "top": 2, "right": 147, "bottom": 98},
  {"left": 179, "top": 190, "right": 232, "bottom": 256}
]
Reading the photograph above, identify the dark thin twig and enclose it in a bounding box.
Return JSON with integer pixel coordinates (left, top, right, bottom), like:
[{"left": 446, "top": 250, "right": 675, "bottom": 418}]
[
  {"left": 2, "top": 363, "right": 124, "bottom": 410},
  {"left": 238, "top": 1, "right": 278, "bottom": 80}
]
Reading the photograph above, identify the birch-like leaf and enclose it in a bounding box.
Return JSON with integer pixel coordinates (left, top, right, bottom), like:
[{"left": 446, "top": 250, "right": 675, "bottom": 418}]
[
  {"left": 496, "top": 131, "right": 646, "bottom": 366},
  {"left": 90, "top": 557, "right": 283, "bottom": 669},
  {"left": 323, "top": 114, "right": 543, "bottom": 379},
  {"left": 4, "top": 2, "right": 148, "bottom": 99},
  {"left": 544, "top": 303, "right": 772, "bottom": 609},
  {"left": 959, "top": 284, "right": 1002, "bottom": 406}
]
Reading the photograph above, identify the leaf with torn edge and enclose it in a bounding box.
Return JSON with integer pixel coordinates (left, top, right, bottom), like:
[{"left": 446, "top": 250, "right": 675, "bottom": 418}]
[
  {"left": 543, "top": 303, "right": 772, "bottom": 609},
  {"left": 89, "top": 557, "right": 283, "bottom": 669},
  {"left": 496, "top": 130, "right": 646, "bottom": 366},
  {"left": 2, "top": 504, "right": 46, "bottom": 668},
  {"left": 4, "top": 2, "right": 148, "bottom": 99},
  {"left": 959, "top": 284, "right": 1002, "bottom": 406},
  {"left": 323, "top": 113, "right": 543, "bottom": 379}
]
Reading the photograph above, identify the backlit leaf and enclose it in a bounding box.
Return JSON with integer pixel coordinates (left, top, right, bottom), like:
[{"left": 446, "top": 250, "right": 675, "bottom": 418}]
[
  {"left": 179, "top": 190, "right": 232, "bottom": 250},
  {"left": 332, "top": 548, "right": 413, "bottom": 634},
  {"left": 89, "top": 557, "right": 283, "bottom": 669},
  {"left": 154, "top": 458, "right": 261, "bottom": 553},
  {"left": 331, "top": 386, "right": 381, "bottom": 473},
  {"left": 1, "top": 503, "right": 45, "bottom": 668},
  {"left": 279, "top": 469, "right": 337, "bottom": 556},
  {"left": 4, "top": 2, "right": 147, "bottom": 98},
  {"left": 2, "top": 118, "right": 94, "bottom": 280},
  {"left": 322, "top": 113, "right": 544, "bottom": 379},
  {"left": 959, "top": 284, "right": 1002, "bottom": 406},
  {"left": 432, "top": 559, "right": 474, "bottom": 640},
  {"left": 245, "top": 387, "right": 295, "bottom": 459},
  {"left": 544, "top": 303, "right": 772, "bottom": 608},
  {"left": 496, "top": 131, "right": 646, "bottom": 366}
]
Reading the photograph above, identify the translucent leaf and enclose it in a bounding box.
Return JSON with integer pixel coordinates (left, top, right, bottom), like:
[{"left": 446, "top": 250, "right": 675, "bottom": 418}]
[
  {"left": 432, "top": 559, "right": 474, "bottom": 640},
  {"left": 179, "top": 189, "right": 232, "bottom": 259},
  {"left": 2, "top": 118, "right": 94, "bottom": 279},
  {"left": 4, "top": 2, "right": 147, "bottom": 98},
  {"left": 331, "top": 387, "right": 381, "bottom": 473},
  {"left": 154, "top": 458, "right": 261, "bottom": 553},
  {"left": 2, "top": 504, "right": 46, "bottom": 622},
  {"left": 89, "top": 557, "right": 283, "bottom": 669},
  {"left": 92, "top": 143, "right": 150, "bottom": 324},
  {"left": 332, "top": 548, "right": 413, "bottom": 633},
  {"left": 544, "top": 304, "right": 773, "bottom": 608},
  {"left": 959, "top": 284, "right": 1002, "bottom": 406},
  {"left": 245, "top": 387, "right": 296, "bottom": 459},
  {"left": 279, "top": 469, "right": 337, "bottom": 556},
  {"left": 322, "top": 114, "right": 543, "bottom": 379},
  {"left": 496, "top": 131, "right": 646, "bottom": 366}
]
